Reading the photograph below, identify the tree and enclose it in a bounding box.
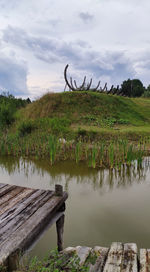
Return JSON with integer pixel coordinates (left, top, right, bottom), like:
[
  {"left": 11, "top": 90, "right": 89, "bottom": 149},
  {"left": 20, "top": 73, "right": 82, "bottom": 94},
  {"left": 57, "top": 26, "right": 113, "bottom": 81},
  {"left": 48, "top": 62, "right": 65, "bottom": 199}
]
[
  {"left": 146, "top": 85, "right": 150, "bottom": 92},
  {"left": 121, "top": 79, "right": 145, "bottom": 97}
]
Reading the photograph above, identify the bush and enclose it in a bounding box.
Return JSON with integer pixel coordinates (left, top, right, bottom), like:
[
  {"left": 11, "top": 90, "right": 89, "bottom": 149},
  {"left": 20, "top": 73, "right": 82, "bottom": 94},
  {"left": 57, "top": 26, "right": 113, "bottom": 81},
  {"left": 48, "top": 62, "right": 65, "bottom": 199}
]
[
  {"left": 0, "top": 102, "right": 15, "bottom": 128},
  {"left": 142, "top": 91, "right": 150, "bottom": 98},
  {"left": 17, "top": 120, "right": 36, "bottom": 136},
  {"left": 0, "top": 92, "right": 31, "bottom": 129},
  {"left": 121, "top": 79, "right": 145, "bottom": 97},
  {"left": 49, "top": 117, "right": 71, "bottom": 135},
  {"left": 77, "top": 127, "right": 87, "bottom": 138}
]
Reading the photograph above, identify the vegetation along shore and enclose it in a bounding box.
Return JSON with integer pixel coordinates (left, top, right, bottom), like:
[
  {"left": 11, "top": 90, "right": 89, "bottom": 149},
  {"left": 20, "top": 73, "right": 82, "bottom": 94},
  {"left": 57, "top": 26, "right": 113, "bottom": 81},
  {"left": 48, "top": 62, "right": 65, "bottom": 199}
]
[{"left": 0, "top": 90, "right": 150, "bottom": 169}]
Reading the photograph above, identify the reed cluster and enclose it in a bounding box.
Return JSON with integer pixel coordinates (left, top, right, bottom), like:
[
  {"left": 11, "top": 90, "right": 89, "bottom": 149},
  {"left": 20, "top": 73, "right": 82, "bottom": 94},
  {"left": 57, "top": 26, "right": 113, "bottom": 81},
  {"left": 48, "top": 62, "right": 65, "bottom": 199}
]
[{"left": 0, "top": 132, "right": 148, "bottom": 169}]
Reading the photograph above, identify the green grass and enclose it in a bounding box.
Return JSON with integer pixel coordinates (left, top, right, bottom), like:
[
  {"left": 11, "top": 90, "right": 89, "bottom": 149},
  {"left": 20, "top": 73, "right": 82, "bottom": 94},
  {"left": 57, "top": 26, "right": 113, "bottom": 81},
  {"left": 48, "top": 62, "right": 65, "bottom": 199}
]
[
  {"left": 16, "top": 91, "right": 150, "bottom": 141},
  {"left": 0, "top": 91, "right": 150, "bottom": 168},
  {"left": 19, "top": 91, "right": 150, "bottom": 125},
  {"left": 16, "top": 248, "right": 96, "bottom": 272}
]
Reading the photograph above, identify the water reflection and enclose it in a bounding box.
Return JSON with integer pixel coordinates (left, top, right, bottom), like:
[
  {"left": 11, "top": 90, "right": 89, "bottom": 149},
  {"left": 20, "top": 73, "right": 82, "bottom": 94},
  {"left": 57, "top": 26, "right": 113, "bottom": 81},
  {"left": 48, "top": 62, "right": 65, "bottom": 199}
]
[
  {"left": 0, "top": 156, "right": 150, "bottom": 195},
  {"left": 1, "top": 156, "right": 150, "bottom": 255}
]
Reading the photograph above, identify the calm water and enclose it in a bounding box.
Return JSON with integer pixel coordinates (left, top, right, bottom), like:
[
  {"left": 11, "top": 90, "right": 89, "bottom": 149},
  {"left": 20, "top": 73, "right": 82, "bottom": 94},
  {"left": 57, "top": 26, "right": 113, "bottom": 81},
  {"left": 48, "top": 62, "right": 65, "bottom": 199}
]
[{"left": 1, "top": 156, "right": 150, "bottom": 258}]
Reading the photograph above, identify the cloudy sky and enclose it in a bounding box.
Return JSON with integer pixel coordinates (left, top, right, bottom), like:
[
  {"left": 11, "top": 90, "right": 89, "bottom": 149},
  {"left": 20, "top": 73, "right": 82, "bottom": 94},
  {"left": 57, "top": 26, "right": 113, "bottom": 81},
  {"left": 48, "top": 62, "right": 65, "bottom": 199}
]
[{"left": 0, "top": 0, "right": 150, "bottom": 98}]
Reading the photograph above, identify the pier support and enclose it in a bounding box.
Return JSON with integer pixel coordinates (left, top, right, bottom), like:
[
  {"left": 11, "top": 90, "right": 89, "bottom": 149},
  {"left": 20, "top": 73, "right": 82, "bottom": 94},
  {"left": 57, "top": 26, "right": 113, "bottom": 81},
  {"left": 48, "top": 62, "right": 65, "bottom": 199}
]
[
  {"left": 55, "top": 184, "right": 65, "bottom": 252},
  {"left": 56, "top": 214, "right": 65, "bottom": 252}
]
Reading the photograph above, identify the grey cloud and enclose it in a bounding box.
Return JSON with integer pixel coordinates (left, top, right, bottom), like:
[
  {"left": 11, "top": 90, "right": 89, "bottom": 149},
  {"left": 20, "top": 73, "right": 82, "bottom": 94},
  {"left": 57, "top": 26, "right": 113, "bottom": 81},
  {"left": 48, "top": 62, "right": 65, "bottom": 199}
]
[
  {"left": 2, "top": 26, "right": 148, "bottom": 88},
  {"left": 79, "top": 12, "right": 94, "bottom": 22},
  {"left": 0, "top": 55, "right": 28, "bottom": 96},
  {"left": 3, "top": 26, "right": 83, "bottom": 64}
]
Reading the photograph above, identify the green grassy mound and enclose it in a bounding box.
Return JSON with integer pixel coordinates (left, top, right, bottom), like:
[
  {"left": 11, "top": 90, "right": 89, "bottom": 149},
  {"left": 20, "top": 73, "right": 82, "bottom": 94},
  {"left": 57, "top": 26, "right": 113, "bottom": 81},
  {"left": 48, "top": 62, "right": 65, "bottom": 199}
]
[{"left": 20, "top": 91, "right": 150, "bottom": 127}]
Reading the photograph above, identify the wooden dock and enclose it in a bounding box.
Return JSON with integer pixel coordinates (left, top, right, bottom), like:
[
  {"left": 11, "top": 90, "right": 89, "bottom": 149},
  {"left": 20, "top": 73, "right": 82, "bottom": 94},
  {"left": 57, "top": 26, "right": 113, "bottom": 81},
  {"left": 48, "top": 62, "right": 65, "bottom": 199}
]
[
  {"left": 0, "top": 183, "right": 68, "bottom": 271},
  {"left": 60, "top": 243, "right": 150, "bottom": 271}
]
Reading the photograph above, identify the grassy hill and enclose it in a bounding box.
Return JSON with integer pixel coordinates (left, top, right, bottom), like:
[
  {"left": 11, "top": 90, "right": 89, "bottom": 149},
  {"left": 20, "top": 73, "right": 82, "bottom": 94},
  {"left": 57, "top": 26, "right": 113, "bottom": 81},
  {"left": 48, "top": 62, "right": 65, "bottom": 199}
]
[
  {"left": 21, "top": 92, "right": 150, "bottom": 124},
  {"left": 17, "top": 91, "right": 150, "bottom": 140},
  {"left": 1, "top": 91, "right": 150, "bottom": 167}
]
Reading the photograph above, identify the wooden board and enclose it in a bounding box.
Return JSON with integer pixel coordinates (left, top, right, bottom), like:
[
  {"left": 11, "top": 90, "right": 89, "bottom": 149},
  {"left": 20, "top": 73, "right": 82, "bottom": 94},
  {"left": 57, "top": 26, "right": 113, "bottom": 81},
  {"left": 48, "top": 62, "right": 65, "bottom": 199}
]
[
  {"left": 103, "top": 242, "right": 123, "bottom": 272},
  {"left": 122, "top": 243, "right": 138, "bottom": 272},
  {"left": 0, "top": 184, "right": 16, "bottom": 197},
  {"left": 140, "top": 249, "right": 150, "bottom": 272},
  {"left": 0, "top": 183, "right": 68, "bottom": 269},
  {"left": 89, "top": 247, "right": 109, "bottom": 272},
  {"left": 0, "top": 191, "right": 54, "bottom": 244},
  {"left": 0, "top": 188, "right": 34, "bottom": 216}
]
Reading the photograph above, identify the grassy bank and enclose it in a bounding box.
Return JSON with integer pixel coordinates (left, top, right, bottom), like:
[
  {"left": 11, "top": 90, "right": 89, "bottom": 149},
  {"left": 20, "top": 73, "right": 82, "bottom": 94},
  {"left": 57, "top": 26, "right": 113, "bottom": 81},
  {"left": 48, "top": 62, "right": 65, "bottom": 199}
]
[{"left": 0, "top": 91, "right": 150, "bottom": 168}]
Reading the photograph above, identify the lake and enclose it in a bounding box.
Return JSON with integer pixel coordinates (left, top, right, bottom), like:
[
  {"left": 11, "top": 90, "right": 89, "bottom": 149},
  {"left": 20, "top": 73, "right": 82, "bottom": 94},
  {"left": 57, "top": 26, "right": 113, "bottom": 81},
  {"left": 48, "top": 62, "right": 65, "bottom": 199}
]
[{"left": 1, "top": 156, "right": 150, "bottom": 258}]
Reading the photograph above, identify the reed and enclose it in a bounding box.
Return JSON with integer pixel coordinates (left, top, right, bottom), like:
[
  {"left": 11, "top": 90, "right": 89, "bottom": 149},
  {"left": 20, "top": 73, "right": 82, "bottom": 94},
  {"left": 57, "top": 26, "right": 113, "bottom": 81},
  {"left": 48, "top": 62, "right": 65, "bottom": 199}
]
[
  {"left": 49, "top": 135, "right": 58, "bottom": 165},
  {"left": 75, "top": 141, "right": 82, "bottom": 163},
  {"left": 0, "top": 131, "right": 148, "bottom": 169},
  {"left": 108, "top": 143, "right": 114, "bottom": 168},
  {"left": 91, "top": 145, "right": 98, "bottom": 168},
  {"left": 99, "top": 142, "right": 104, "bottom": 167}
]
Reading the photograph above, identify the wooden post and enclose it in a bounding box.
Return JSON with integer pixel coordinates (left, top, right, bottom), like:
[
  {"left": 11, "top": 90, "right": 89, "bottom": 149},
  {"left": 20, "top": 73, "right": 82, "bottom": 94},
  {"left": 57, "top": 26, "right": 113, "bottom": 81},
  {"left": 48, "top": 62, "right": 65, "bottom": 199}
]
[
  {"left": 56, "top": 214, "right": 65, "bottom": 252},
  {"left": 55, "top": 184, "right": 63, "bottom": 196},
  {"left": 55, "top": 185, "right": 65, "bottom": 251},
  {"left": 8, "top": 250, "right": 20, "bottom": 271}
]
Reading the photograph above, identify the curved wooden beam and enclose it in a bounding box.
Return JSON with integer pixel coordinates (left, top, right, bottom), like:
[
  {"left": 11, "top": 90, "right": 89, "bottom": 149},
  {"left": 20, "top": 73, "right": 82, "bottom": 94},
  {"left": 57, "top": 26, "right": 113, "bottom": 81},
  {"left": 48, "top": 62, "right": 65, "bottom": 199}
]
[
  {"left": 74, "top": 80, "right": 79, "bottom": 89},
  {"left": 64, "top": 64, "right": 76, "bottom": 91},
  {"left": 98, "top": 87, "right": 103, "bottom": 93},
  {"left": 91, "top": 81, "right": 101, "bottom": 92},
  {"left": 70, "top": 77, "right": 75, "bottom": 89},
  {"left": 80, "top": 76, "right": 86, "bottom": 90},
  {"left": 102, "top": 83, "right": 107, "bottom": 92},
  {"left": 107, "top": 85, "right": 113, "bottom": 94},
  {"left": 86, "top": 78, "right": 92, "bottom": 91}
]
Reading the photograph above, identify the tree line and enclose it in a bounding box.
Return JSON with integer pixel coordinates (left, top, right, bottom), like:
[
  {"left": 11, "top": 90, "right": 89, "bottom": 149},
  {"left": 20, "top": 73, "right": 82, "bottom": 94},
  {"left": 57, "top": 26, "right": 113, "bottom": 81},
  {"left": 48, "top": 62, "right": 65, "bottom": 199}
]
[
  {"left": 120, "top": 79, "right": 150, "bottom": 98},
  {"left": 0, "top": 92, "right": 31, "bottom": 128}
]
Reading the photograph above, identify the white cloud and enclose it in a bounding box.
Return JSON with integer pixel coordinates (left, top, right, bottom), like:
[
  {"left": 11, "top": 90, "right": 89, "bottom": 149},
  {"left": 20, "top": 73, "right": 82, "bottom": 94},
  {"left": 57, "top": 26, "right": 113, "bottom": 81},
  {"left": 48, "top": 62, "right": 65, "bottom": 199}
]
[{"left": 0, "top": 0, "right": 150, "bottom": 97}]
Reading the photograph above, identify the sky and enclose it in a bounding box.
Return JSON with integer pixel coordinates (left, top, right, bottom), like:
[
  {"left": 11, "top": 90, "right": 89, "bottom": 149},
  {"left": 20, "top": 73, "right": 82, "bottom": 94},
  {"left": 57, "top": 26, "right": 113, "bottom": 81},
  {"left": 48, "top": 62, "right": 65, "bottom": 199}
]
[{"left": 0, "top": 0, "right": 150, "bottom": 99}]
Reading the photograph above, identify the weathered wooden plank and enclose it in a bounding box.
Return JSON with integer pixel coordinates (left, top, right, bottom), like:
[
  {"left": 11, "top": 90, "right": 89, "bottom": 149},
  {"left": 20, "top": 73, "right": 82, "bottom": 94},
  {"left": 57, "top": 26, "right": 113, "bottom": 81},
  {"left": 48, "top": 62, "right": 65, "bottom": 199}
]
[
  {"left": 103, "top": 242, "right": 123, "bottom": 272},
  {"left": 0, "top": 188, "right": 34, "bottom": 216},
  {"left": 64, "top": 247, "right": 76, "bottom": 254},
  {"left": 76, "top": 246, "right": 92, "bottom": 266},
  {"left": 89, "top": 247, "right": 109, "bottom": 272},
  {"left": 140, "top": 249, "right": 150, "bottom": 272},
  {"left": 0, "top": 191, "right": 54, "bottom": 243},
  {"left": 0, "top": 183, "right": 7, "bottom": 189},
  {"left": 0, "top": 189, "right": 42, "bottom": 224},
  {"left": 140, "top": 249, "right": 147, "bottom": 272},
  {"left": 121, "top": 243, "right": 138, "bottom": 272},
  {"left": 0, "top": 186, "right": 24, "bottom": 207},
  {"left": 0, "top": 192, "right": 68, "bottom": 265},
  {"left": 29, "top": 211, "right": 64, "bottom": 252},
  {"left": 0, "top": 184, "right": 16, "bottom": 197}
]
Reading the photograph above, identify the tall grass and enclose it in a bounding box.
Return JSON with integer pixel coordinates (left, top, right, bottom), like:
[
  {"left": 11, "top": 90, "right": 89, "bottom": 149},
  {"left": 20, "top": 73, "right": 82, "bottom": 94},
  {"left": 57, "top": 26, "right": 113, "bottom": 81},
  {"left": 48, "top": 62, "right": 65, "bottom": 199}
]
[
  {"left": 0, "top": 131, "right": 148, "bottom": 169},
  {"left": 49, "top": 135, "right": 58, "bottom": 165}
]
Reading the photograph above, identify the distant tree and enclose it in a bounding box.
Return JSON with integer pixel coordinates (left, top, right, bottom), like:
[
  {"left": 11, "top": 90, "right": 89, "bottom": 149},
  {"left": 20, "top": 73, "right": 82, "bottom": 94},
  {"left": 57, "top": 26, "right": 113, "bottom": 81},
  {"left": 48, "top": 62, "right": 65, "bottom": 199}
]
[
  {"left": 0, "top": 92, "right": 31, "bottom": 128},
  {"left": 26, "top": 97, "right": 31, "bottom": 103},
  {"left": 142, "top": 84, "right": 150, "bottom": 98},
  {"left": 121, "top": 79, "right": 145, "bottom": 97},
  {"left": 146, "top": 85, "right": 150, "bottom": 92}
]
